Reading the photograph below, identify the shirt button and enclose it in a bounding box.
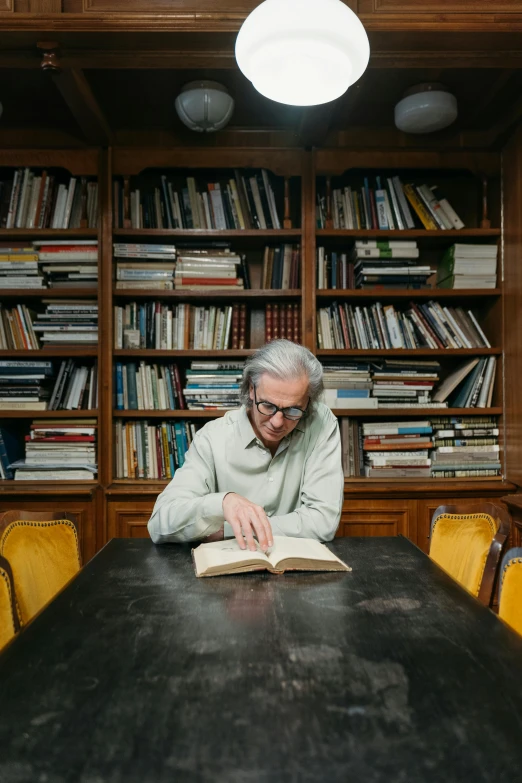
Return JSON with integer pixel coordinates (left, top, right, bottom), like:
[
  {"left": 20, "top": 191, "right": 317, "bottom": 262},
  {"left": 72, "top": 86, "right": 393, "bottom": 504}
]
[{"left": 268, "top": 477, "right": 274, "bottom": 482}]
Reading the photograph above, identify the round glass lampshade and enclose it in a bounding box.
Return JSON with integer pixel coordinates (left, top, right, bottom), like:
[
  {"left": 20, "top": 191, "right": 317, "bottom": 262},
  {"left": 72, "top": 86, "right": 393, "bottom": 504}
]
[
  {"left": 394, "top": 87, "right": 458, "bottom": 134},
  {"left": 175, "top": 81, "right": 235, "bottom": 133},
  {"left": 235, "top": 0, "right": 370, "bottom": 106}
]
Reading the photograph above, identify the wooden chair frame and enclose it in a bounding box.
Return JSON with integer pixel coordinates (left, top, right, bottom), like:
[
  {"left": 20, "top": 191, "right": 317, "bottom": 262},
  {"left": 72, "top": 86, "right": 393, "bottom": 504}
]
[
  {"left": 0, "top": 511, "right": 79, "bottom": 537},
  {"left": 430, "top": 502, "right": 511, "bottom": 607},
  {"left": 0, "top": 553, "right": 20, "bottom": 635}
]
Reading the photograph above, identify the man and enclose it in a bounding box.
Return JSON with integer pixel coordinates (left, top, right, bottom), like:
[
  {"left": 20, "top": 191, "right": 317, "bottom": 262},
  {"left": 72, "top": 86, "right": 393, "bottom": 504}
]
[{"left": 147, "top": 339, "right": 344, "bottom": 552}]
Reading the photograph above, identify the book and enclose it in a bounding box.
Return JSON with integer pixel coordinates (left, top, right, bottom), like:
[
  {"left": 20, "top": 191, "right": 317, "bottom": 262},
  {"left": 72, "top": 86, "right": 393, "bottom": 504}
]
[{"left": 192, "top": 536, "right": 351, "bottom": 578}]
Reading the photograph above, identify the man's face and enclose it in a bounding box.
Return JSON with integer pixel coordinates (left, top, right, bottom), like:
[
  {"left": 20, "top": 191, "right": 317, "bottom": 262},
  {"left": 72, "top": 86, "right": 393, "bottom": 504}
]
[{"left": 248, "top": 373, "right": 309, "bottom": 448}]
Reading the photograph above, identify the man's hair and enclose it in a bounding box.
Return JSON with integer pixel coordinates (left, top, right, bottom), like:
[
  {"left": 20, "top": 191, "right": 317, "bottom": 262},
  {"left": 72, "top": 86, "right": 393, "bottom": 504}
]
[{"left": 239, "top": 339, "right": 324, "bottom": 410}]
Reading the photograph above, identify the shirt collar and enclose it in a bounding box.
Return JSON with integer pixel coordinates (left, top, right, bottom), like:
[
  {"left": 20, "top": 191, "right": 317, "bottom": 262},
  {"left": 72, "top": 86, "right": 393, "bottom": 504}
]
[{"left": 237, "top": 405, "right": 306, "bottom": 449}]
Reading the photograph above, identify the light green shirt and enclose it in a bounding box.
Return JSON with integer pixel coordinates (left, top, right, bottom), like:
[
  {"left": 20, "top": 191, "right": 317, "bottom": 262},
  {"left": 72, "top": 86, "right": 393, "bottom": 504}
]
[{"left": 147, "top": 402, "right": 344, "bottom": 544}]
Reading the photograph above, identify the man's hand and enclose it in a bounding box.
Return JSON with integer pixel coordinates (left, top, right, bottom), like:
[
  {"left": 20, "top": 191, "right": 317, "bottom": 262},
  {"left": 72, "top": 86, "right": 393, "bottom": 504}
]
[{"left": 222, "top": 493, "right": 273, "bottom": 552}]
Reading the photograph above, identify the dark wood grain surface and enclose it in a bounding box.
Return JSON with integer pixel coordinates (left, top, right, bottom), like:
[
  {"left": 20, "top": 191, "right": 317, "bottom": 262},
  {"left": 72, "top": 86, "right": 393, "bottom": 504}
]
[{"left": 1, "top": 537, "right": 522, "bottom": 782}]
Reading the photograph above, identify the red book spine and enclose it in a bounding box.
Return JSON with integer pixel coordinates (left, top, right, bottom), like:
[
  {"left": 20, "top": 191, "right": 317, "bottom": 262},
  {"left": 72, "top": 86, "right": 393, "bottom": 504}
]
[
  {"left": 265, "top": 303, "right": 272, "bottom": 342},
  {"left": 173, "top": 363, "right": 186, "bottom": 410},
  {"left": 272, "top": 304, "right": 280, "bottom": 340},
  {"left": 231, "top": 304, "right": 239, "bottom": 349},
  {"left": 279, "top": 303, "right": 286, "bottom": 340},
  {"left": 239, "top": 303, "right": 247, "bottom": 349}
]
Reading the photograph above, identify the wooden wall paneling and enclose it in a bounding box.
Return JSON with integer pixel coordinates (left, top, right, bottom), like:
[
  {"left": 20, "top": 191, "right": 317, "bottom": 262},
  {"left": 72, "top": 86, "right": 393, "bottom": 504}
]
[
  {"left": 50, "top": 68, "right": 112, "bottom": 147},
  {"left": 83, "top": 0, "right": 257, "bottom": 11},
  {"left": 314, "top": 150, "right": 500, "bottom": 179},
  {"left": 0, "top": 148, "right": 98, "bottom": 175},
  {"left": 0, "top": 0, "right": 12, "bottom": 10},
  {"left": 358, "top": 0, "right": 522, "bottom": 10},
  {"left": 99, "top": 147, "right": 113, "bottom": 488},
  {"left": 301, "top": 150, "right": 315, "bottom": 351},
  {"left": 336, "top": 499, "right": 417, "bottom": 541},
  {"left": 29, "top": 0, "right": 61, "bottom": 10},
  {"left": 111, "top": 148, "right": 303, "bottom": 178},
  {"left": 107, "top": 500, "right": 155, "bottom": 539},
  {"left": 502, "top": 124, "right": 522, "bottom": 486}
]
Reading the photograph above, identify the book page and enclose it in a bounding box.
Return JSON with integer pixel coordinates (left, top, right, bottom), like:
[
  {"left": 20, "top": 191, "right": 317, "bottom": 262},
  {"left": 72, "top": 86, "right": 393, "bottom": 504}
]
[
  {"left": 267, "top": 536, "right": 350, "bottom": 570},
  {"left": 193, "top": 538, "right": 270, "bottom": 576}
]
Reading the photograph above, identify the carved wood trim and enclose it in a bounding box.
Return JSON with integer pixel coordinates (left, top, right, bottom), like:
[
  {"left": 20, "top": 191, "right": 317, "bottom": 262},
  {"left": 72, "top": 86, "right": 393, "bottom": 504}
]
[
  {"left": 0, "top": 0, "right": 13, "bottom": 12},
  {"left": 373, "top": 0, "right": 522, "bottom": 10},
  {"left": 83, "top": 0, "right": 256, "bottom": 11},
  {"left": 29, "top": 0, "right": 62, "bottom": 11}
]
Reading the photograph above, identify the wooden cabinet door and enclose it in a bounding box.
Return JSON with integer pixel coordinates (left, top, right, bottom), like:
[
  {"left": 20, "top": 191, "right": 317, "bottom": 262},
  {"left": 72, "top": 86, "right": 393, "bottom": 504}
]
[
  {"left": 337, "top": 499, "right": 417, "bottom": 541},
  {"left": 107, "top": 501, "right": 155, "bottom": 540}
]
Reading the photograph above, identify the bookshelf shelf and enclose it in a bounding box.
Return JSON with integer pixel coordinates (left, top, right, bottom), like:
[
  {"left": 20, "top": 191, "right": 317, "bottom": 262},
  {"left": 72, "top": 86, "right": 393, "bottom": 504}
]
[
  {"left": 113, "top": 229, "right": 302, "bottom": 240},
  {"left": 0, "top": 229, "right": 99, "bottom": 239},
  {"left": 316, "top": 229, "right": 501, "bottom": 239},
  {"left": 0, "top": 349, "right": 99, "bottom": 358},
  {"left": 0, "top": 288, "right": 99, "bottom": 299},
  {"left": 317, "top": 348, "right": 502, "bottom": 357},
  {"left": 330, "top": 407, "right": 502, "bottom": 418},
  {"left": 0, "top": 409, "right": 99, "bottom": 418},
  {"left": 113, "top": 289, "right": 302, "bottom": 301},
  {"left": 316, "top": 289, "right": 501, "bottom": 300},
  {"left": 113, "top": 349, "right": 254, "bottom": 358},
  {"left": 113, "top": 410, "right": 226, "bottom": 418}
]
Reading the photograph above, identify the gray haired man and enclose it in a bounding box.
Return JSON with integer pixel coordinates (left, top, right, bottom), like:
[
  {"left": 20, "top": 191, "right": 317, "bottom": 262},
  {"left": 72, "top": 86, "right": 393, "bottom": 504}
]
[{"left": 147, "top": 339, "right": 344, "bottom": 551}]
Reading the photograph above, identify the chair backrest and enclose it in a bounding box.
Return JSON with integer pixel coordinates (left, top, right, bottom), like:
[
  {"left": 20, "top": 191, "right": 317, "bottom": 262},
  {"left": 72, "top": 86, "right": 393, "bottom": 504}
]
[
  {"left": 429, "top": 502, "right": 510, "bottom": 606},
  {"left": 499, "top": 547, "right": 522, "bottom": 636},
  {"left": 0, "top": 554, "right": 19, "bottom": 650},
  {"left": 0, "top": 513, "right": 81, "bottom": 625}
]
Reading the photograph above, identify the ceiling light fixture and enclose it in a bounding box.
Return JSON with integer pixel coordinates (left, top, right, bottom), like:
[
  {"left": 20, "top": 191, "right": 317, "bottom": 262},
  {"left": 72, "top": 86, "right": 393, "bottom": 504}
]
[
  {"left": 175, "top": 81, "right": 235, "bottom": 133},
  {"left": 394, "top": 83, "right": 458, "bottom": 134},
  {"left": 235, "top": 0, "right": 370, "bottom": 107}
]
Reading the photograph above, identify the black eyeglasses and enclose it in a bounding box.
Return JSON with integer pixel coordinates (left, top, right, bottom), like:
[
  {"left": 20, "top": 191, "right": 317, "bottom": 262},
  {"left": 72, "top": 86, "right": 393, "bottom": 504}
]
[{"left": 253, "top": 385, "right": 309, "bottom": 421}]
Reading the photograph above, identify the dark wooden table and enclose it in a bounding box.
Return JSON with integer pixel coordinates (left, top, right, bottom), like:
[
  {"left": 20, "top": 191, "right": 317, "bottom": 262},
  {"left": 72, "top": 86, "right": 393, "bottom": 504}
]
[{"left": 1, "top": 537, "right": 522, "bottom": 782}]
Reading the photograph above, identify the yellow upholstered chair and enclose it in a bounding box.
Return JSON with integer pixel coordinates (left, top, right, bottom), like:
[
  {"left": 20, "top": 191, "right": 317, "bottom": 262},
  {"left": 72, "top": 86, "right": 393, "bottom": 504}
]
[
  {"left": 0, "top": 511, "right": 81, "bottom": 626},
  {"left": 429, "top": 503, "right": 510, "bottom": 607},
  {"left": 499, "top": 547, "right": 522, "bottom": 636},
  {"left": 0, "top": 554, "right": 20, "bottom": 650}
]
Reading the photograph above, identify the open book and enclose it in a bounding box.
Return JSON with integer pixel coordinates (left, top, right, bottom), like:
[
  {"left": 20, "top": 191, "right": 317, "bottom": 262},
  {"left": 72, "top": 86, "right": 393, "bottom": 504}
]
[{"left": 192, "top": 536, "right": 351, "bottom": 578}]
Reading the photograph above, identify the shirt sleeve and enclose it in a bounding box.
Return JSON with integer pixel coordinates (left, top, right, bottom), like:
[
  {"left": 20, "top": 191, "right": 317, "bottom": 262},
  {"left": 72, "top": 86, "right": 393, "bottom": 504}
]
[
  {"left": 268, "top": 413, "right": 344, "bottom": 542},
  {"left": 147, "top": 426, "right": 227, "bottom": 544}
]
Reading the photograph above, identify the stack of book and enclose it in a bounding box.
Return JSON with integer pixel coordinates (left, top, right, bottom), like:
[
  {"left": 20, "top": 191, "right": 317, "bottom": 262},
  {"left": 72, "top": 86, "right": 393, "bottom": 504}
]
[
  {"left": 33, "top": 300, "right": 98, "bottom": 347},
  {"left": 430, "top": 416, "right": 501, "bottom": 477},
  {"left": 11, "top": 419, "right": 97, "bottom": 481},
  {"left": 0, "top": 304, "right": 39, "bottom": 349},
  {"left": 114, "top": 169, "right": 281, "bottom": 230},
  {"left": 114, "top": 419, "right": 196, "bottom": 479},
  {"left": 361, "top": 420, "right": 433, "bottom": 478},
  {"left": 321, "top": 362, "right": 374, "bottom": 409},
  {"left": 35, "top": 240, "right": 98, "bottom": 289},
  {"left": 0, "top": 360, "right": 54, "bottom": 411},
  {"left": 175, "top": 246, "right": 245, "bottom": 290},
  {"left": 353, "top": 240, "right": 434, "bottom": 290},
  {"left": 437, "top": 244, "right": 498, "bottom": 289},
  {"left": 432, "top": 357, "right": 497, "bottom": 408},
  {"left": 48, "top": 360, "right": 98, "bottom": 410},
  {"left": 0, "top": 245, "right": 43, "bottom": 289},
  {"left": 114, "top": 242, "right": 176, "bottom": 290},
  {"left": 317, "top": 300, "right": 490, "bottom": 350},
  {"left": 114, "top": 362, "right": 185, "bottom": 411},
  {"left": 261, "top": 245, "right": 300, "bottom": 289},
  {"left": 371, "top": 359, "right": 442, "bottom": 408},
  {"left": 114, "top": 301, "right": 244, "bottom": 350},
  {"left": 184, "top": 361, "right": 244, "bottom": 411},
  {"left": 317, "top": 175, "right": 464, "bottom": 231},
  {"left": 0, "top": 170, "right": 98, "bottom": 229},
  {"left": 265, "top": 303, "right": 301, "bottom": 343}
]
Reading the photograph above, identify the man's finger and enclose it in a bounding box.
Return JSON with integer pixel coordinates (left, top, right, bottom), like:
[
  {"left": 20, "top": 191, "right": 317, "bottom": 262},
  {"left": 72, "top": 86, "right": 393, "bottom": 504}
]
[
  {"left": 228, "top": 516, "right": 246, "bottom": 550},
  {"left": 249, "top": 510, "right": 268, "bottom": 551},
  {"left": 238, "top": 509, "right": 257, "bottom": 552},
  {"left": 253, "top": 505, "right": 273, "bottom": 548}
]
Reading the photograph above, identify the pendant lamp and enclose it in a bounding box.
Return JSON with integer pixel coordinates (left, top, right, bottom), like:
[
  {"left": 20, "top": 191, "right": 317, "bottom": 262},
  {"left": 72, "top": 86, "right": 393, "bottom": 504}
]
[{"left": 235, "top": 0, "right": 370, "bottom": 107}]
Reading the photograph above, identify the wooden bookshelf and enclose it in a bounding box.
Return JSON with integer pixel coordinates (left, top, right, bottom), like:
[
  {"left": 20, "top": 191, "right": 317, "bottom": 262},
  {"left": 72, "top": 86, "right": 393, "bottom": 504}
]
[{"left": 0, "top": 144, "right": 516, "bottom": 559}]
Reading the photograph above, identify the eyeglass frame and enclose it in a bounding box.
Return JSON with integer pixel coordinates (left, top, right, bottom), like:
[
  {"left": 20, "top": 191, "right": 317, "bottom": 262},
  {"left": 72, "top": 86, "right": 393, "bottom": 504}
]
[{"left": 252, "top": 384, "right": 310, "bottom": 421}]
